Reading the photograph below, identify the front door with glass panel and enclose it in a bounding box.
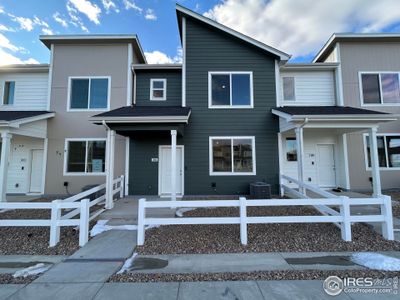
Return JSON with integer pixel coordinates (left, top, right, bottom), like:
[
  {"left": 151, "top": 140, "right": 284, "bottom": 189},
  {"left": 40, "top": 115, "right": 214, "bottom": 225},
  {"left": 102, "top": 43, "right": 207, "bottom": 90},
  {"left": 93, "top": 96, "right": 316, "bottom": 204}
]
[{"left": 159, "top": 146, "right": 183, "bottom": 196}]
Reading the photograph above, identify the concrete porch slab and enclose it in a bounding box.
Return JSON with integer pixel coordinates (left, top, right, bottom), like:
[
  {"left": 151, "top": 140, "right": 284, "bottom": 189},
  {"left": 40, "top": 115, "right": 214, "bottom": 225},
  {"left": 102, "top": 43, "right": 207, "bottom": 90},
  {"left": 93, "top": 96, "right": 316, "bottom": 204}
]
[
  {"left": 8, "top": 283, "right": 103, "bottom": 300},
  {"left": 178, "top": 281, "right": 264, "bottom": 300},
  {"left": 128, "top": 253, "right": 292, "bottom": 274},
  {"left": 94, "top": 282, "right": 179, "bottom": 300}
]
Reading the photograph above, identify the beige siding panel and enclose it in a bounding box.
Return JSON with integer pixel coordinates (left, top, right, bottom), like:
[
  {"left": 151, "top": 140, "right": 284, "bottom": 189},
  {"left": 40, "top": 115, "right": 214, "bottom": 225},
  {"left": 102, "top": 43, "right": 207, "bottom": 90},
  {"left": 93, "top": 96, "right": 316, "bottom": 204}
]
[
  {"left": 0, "top": 72, "right": 48, "bottom": 110},
  {"left": 280, "top": 70, "right": 336, "bottom": 106}
]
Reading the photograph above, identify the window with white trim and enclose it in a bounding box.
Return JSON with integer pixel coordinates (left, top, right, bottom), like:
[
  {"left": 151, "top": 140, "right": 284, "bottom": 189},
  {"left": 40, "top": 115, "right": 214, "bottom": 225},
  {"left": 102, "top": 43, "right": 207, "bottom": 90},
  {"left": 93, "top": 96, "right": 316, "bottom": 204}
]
[
  {"left": 65, "top": 139, "right": 106, "bottom": 174},
  {"left": 282, "top": 77, "right": 295, "bottom": 101},
  {"left": 365, "top": 134, "right": 400, "bottom": 169},
  {"left": 150, "top": 79, "right": 167, "bottom": 100},
  {"left": 285, "top": 137, "right": 297, "bottom": 161},
  {"left": 2, "top": 81, "right": 15, "bottom": 105},
  {"left": 210, "top": 137, "right": 255, "bottom": 175},
  {"left": 360, "top": 72, "right": 400, "bottom": 104},
  {"left": 69, "top": 77, "right": 109, "bottom": 110},
  {"left": 209, "top": 72, "right": 253, "bottom": 107}
]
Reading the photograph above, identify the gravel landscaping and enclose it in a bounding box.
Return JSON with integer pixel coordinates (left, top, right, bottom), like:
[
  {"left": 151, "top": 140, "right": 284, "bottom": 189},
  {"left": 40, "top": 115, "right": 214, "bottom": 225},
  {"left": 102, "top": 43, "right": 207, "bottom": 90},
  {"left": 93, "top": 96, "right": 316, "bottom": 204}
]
[
  {"left": 109, "top": 269, "right": 400, "bottom": 282},
  {"left": 136, "top": 207, "right": 400, "bottom": 255},
  {"left": 0, "top": 274, "right": 38, "bottom": 284}
]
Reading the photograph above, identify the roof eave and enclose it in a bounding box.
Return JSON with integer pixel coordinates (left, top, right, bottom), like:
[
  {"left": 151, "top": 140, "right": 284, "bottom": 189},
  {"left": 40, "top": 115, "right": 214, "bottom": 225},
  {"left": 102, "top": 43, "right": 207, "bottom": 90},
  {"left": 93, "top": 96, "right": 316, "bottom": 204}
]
[{"left": 90, "top": 115, "right": 190, "bottom": 124}]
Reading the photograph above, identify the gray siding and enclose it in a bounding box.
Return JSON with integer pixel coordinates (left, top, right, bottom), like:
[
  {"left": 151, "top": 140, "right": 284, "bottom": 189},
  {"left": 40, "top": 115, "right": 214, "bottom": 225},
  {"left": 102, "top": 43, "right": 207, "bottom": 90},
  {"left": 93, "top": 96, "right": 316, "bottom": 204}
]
[
  {"left": 339, "top": 42, "right": 400, "bottom": 191},
  {"left": 183, "top": 17, "right": 279, "bottom": 195},
  {"left": 135, "top": 69, "right": 182, "bottom": 106}
]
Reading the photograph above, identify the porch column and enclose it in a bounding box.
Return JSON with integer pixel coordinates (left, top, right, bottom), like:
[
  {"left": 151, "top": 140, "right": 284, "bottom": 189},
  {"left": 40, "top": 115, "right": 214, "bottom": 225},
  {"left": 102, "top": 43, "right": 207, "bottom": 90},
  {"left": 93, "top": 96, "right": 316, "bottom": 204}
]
[
  {"left": 295, "top": 127, "right": 305, "bottom": 194},
  {"left": 368, "top": 127, "right": 382, "bottom": 197},
  {"left": 170, "top": 130, "right": 177, "bottom": 202},
  {"left": 105, "top": 129, "right": 116, "bottom": 209},
  {"left": 0, "top": 131, "right": 12, "bottom": 202}
]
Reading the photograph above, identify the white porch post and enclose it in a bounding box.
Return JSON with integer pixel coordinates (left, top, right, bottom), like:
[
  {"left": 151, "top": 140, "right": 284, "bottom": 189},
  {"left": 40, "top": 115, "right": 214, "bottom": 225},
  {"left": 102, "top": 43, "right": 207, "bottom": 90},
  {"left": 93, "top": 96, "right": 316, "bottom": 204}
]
[
  {"left": 105, "top": 129, "right": 116, "bottom": 209},
  {"left": 170, "top": 130, "right": 177, "bottom": 202},
  {"left": 368, "top": 127, "right": 382, "bottom": 197},
  {"left": 295, "top": 127, "right": 305, "bottom": 194},
  {"left": 0, "top": 131, "right": 12, "bottom": 202}
]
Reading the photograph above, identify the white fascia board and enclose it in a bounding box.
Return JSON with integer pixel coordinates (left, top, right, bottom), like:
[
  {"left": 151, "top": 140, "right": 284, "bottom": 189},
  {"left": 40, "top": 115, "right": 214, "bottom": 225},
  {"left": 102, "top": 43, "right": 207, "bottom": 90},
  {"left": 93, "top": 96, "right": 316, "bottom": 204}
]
[
  {"left": 11, "top": 113, "right": 56, "bottom": 126},
  {"left": 132, "top": 64, "right": 182, "bottom": 70},
  {"left": 176, "top": 4, "right": 291, "bottom": 61},
  {"left": 90, "top": 116, "right": 190, "bottom": 124},
  {"left": 290, "top": 114, "right": 397, "bottom": 122},
  {"left": 280, "top": 63, "right": 339, "bottom": 71},
  {"left": 271, "top": 109, "right": 293, "bottom": 120}
]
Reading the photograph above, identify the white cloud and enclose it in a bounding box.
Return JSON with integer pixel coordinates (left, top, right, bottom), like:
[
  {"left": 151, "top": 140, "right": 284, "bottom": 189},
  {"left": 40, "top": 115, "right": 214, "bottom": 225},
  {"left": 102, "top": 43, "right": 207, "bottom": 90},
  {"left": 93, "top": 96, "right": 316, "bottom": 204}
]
[
  {"left": 68, "top": 0, "right": 101, "bottom": 24},
  {"left": 204, "top": 0, "right": 400, "bottom": 58},
  {"left": 145, "top": 48, "right": 182, "bottom": 64},
  {"left": 0, "top": 7, "right": 4, "bottom": 14},
  {"left": 102, "top": 0, "right": 119, "bottom": 13},
  {"left": 53, "top": 12, "right": 68, "bottom": 28},
  {"left": 13, "top": 16, "right": 34, "bottom": 31},
  {"left": 0, "top": 33, "right": 22, "bottom": 52},
  {"left": 0, "top": 48, "right": 39, "bottom": 65},
  {"left": 0, "top": 24, "right": 14, "bottom": 32},
  {"left": 41, "top": 28, "right": 54, "bottom": 35},
  {"left": 123, "top": 0, "right": 142, "bottom": 13},
  {"left": 67, "top": 2, "right": 90, "bottom": 32},
  {"left": 145, "top": 9, "right": 157, "bottom": 21}
]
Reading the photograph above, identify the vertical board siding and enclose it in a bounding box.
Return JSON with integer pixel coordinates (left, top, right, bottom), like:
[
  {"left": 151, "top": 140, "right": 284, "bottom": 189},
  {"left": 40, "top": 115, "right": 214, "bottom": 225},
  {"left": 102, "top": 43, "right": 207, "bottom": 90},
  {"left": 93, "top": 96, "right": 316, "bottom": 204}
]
[
  {"left": 0, "top": 72, "right": 48, "bottom": 110},
  {"left": 135, "top": 70, "right": 182, "bottom": 106},
  {"left": 280, "top": 70, "right": 336, "bottom": 106},
  {"left": 183, "top": 18, "right": 279, "bottom": 194}
]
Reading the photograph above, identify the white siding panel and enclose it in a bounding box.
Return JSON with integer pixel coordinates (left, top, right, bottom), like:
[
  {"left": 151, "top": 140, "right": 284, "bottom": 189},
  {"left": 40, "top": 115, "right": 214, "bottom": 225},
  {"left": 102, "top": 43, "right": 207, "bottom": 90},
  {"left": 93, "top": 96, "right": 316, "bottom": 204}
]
[
  {"left": 280, "top": 70, "right": 336, "bottom": 106},
  {"left": 0, "top": 72, "right": 48, "bottom": 110}
]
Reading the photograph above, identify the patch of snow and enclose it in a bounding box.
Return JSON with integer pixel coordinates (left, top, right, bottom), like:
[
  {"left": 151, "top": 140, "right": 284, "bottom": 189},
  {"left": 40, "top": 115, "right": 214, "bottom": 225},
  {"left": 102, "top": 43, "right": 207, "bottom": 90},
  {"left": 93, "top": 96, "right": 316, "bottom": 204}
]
[
  {"left": 90, "top": 220, "right": 138, "bottom": 237},
  {"left": 0, "top": 209, "right": 13, "bottom": 214},
  {"left": 117, "top": 253, "right": 137, "bottom": 274},
  {"left": 175, "top": 207, "right": 197, "bottom": 217},
  {"left": 145, "top": 224, "right": 160, "bottom": 230},
  {"left": 351, "top": 253, "right": 400, "bottom": 271},
  {"left": 13, "top": 263, "right": 52, "bottom": 278}
]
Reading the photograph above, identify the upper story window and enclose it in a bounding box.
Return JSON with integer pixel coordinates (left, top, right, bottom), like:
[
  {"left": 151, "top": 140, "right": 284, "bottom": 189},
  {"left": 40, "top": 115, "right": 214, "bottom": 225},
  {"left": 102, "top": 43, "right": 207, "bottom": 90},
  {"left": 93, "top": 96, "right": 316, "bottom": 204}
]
[
  {"left": 150, "top": 79, "right": 167, "bottom": 101},
  {"left": 209, "top": 136, "right": 256, "bottom": 175},
  {"left": 282, "top": 77, "right": 295, "bottom": 101},
  {"left": 365, "top": 134, "right": 400, "bottom": 170},
  {"left": 208, "top": 72, "right": 253, "bottom": 108},
  {"left": 2, "top": 81, "right": 15, "bottom": 105},
  {"left": 69, "top": 77, "right": 110, "bottom": 111},
  {"left": 64, "top": 139, "right": 106, "bottom": 175},
  {"left": 360, "top": 72, "right": 400, "bottom": 105}
]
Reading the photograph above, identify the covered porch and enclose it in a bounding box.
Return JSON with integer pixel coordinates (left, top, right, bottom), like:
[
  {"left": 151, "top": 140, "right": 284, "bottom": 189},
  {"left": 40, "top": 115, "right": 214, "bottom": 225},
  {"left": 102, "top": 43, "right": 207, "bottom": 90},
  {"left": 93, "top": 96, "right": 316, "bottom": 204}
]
[
  {"left": 272, "top": 106, "right": 398, "bottom": 197},
  {"left": 90, "top": 106, "right": 191, "bottom": 209},
  {"left": 0, "top": 111, "right": 55, "bottom": 202}
]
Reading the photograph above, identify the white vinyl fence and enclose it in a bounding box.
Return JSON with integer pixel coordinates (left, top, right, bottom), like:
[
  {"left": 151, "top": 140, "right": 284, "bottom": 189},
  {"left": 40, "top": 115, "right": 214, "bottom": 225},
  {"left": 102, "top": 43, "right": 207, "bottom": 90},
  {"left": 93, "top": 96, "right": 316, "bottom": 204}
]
[
  {"left": 0, "top": 175, "right": 124, "bottom": 247},
  {"left": 137, "top": 174, "right": 394, "bottom": 245}
]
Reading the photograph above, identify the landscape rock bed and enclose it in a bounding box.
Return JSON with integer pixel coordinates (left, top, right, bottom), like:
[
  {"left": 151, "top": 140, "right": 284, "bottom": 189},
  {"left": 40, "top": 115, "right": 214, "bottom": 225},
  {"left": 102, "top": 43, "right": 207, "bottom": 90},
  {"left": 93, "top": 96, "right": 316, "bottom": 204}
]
[
  {"left": 136, "top": 207, "right": 400, "bottom": 255},
  {"left": 0, "top": 273, "right": 38, "bottom": 284},
  {"left": 109, "top": 269, "right": 400, "bottom": 282}
]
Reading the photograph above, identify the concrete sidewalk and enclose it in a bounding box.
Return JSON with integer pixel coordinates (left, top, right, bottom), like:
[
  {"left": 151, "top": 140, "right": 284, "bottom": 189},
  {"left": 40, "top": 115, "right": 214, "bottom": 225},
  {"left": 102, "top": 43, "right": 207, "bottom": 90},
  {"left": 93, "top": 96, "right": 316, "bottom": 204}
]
[{"left": 2, "top": 280, "right": 399, "bottom": 299}]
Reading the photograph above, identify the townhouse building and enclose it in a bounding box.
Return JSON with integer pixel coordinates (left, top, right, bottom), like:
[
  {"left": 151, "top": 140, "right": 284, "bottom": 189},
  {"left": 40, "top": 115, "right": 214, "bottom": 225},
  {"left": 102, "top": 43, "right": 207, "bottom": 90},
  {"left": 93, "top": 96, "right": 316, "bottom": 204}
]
[{"left": 0, "top": 5, "right": 398, "bottom": 202}]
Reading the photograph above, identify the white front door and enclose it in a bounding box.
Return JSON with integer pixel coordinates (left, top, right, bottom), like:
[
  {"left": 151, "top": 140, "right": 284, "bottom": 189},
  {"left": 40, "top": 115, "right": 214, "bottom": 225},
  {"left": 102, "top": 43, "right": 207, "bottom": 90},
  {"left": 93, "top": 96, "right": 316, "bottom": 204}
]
[
  {"left": 159, "top": 146, "right": 184, "bottom": 196},
  {"left": 29, "top": 149, "right": 43, "bottom": 193},
  {"left": 317, "top": 144, "right": 336, "bottom": 187}
]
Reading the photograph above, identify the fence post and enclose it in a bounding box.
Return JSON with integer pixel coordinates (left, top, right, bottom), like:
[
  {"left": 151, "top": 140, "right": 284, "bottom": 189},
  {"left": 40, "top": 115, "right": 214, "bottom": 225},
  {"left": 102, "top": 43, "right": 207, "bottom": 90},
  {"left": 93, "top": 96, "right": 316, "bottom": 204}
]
[
  {"left": 120, "top": 175, "right": 125, "bottom": 199},
  {"left": 137, "top": 198, "right": 146, "bottom": 245},
  {"left": 239, "top": 197, "right": 248, "bottom": 245},
  {"left": 79, "top": 199, "right": 90, "bottom": 247},
  {"left": 50, "top": 200, "right": 61, "bottom": 247},
  {"left": 279, "top": 174, "right": 284, "bottom": 197},
  {"left": 380, "top": 195, "right": 394, "bottom": 240},
  {"left": 339, "top": 196, "right": 351, "bottom": 241}
]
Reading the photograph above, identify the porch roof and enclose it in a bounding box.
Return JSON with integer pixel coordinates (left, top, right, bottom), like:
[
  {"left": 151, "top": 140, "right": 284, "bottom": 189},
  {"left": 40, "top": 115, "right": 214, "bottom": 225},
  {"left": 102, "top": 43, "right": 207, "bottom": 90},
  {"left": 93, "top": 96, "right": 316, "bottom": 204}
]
[
  {"left": 90, "top": 106, "right": 191, "bottom": 124},
  {"left": 0, "top": 111, "right": 55, "bottom": 126}
]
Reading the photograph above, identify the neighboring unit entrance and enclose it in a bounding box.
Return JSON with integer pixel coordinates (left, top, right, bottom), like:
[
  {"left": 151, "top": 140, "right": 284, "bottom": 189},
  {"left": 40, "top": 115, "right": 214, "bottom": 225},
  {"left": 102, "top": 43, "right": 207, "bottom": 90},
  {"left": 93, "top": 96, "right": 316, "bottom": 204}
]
[
  {"left": 159, "top": 146, "right": 184, "bottom": 196},
  {"left": 316, "top": 144, "right": 336, "bottom": 187},
  {"left": 29, "top": 149, "right": 44, "bottom": 193}
]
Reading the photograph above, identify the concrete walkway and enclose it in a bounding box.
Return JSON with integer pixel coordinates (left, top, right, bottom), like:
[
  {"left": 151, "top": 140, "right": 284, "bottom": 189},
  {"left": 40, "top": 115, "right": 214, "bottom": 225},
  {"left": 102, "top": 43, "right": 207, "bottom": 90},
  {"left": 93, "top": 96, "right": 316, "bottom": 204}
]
[{"left": 2, "top": 280, "right": 399, "bottom": 299}]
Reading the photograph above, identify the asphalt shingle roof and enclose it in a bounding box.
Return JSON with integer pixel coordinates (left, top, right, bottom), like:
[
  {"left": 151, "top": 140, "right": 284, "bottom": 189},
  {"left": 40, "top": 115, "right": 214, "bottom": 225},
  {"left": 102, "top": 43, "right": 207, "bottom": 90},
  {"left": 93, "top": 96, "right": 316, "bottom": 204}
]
[
  {"left": 273, "top": 106, "right": 388, "bottom": 116},
  {"left": 93, "top": 106, "right": 191, "bottom": 118},
  {"left": 0, "top": 111, "right": 52, "bottom": 122}
]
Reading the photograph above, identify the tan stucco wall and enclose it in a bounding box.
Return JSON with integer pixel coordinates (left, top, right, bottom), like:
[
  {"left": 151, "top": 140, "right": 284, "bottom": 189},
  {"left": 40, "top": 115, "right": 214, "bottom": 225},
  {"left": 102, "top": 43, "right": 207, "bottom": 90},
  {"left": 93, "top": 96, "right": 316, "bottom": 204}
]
[
  {"left": 45, "top": 44, "right": 130, "bottom": 194},
  {"left": 340, "top": 42, "right": 400, "bottom": 191}
]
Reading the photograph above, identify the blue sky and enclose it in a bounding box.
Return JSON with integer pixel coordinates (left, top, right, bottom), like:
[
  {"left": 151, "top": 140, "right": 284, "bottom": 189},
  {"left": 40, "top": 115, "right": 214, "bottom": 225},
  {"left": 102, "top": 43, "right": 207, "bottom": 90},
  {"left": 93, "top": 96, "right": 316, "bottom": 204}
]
[{"left": 1, "top": 0, "right": 400, "bottom": 65}]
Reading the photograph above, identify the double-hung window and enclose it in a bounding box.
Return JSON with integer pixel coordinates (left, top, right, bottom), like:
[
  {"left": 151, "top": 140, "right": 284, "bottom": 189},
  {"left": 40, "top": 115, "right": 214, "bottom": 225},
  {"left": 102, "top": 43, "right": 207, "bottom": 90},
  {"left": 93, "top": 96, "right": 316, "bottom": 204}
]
[
  {"left": 69, "top": 77, "right": 110, "bottom": 110},
  {"left": 210, "top": 136, "right": 256, "bottom": 175},
  {"left": 2, "top": 81, "right": 15, "bottom": 105},
  {"left": 209, "top": 72, "right": 253, "bottom": 108},
  {"left": 364, "top": 134, "right": 400, "bottom": 169},
  {"left": 65, "top": 139, "right": 106, "bottom": 175},
  {"left": 360, "top": 72, "right": 400, "bottom": 105},
  {"left": 150, "top": 79, "right": 167, "bottom": 101}
]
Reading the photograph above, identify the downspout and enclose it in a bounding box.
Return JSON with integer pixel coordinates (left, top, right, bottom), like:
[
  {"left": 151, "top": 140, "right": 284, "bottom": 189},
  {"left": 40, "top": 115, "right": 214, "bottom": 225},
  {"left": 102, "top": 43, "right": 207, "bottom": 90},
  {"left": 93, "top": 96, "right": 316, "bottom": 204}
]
[
  {"left": 103, "top": 120, "right": 111, "bottom": 208},
  {"left": 132, "top": 66, "right": 136, "bottom": 106}
]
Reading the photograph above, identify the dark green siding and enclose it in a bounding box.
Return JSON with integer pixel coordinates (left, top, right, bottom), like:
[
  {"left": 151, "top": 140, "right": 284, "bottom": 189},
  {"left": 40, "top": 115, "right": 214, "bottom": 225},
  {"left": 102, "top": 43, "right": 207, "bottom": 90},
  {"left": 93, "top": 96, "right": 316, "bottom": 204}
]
[
  {"left": 135, "top": 69, "right": 182, "bottom": 106},
  {"left": 183, "top": 17, "right": 279, "bottom": 194}
]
